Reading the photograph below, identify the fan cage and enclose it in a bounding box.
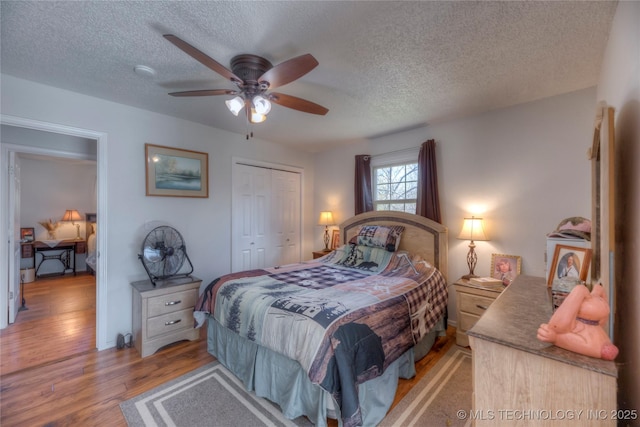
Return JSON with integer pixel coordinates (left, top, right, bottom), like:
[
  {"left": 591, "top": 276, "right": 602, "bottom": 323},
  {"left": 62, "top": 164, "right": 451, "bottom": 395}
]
[{"left": 138, "top": 226, "right": 194, "bottom": 286}]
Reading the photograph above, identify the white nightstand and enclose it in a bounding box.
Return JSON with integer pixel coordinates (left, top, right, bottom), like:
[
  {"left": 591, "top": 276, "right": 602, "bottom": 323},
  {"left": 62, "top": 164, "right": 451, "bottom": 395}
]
[
  {"left": 131, "top": 276, "right": 202, "bottom": 357},
  {"left": 453, "top": 277, "right": 504, "bottom": 347}
]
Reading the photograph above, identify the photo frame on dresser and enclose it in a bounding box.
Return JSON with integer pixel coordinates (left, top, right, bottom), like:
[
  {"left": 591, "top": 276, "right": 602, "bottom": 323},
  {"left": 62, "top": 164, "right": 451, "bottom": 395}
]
[
  {"left": 548, "top": 244, "right": 592, "bottom": 287},
  {"left": 20, "top": 227, "right": 34, "bottom": 242},
  {"left": 490, "top": 253, "right": 521, "bottom": 285},
  {"left": 331, "top": 229, "right": 340, "bottom": 250}
]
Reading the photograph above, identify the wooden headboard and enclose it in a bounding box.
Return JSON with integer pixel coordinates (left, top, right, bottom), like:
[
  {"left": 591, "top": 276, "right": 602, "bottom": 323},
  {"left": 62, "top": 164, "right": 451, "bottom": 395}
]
[{"left": 340, "top": 211, "right": 448, "bottom": 277}]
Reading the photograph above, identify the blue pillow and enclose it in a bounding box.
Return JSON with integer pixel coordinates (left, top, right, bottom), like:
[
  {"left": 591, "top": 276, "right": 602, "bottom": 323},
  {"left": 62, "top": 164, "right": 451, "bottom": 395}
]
[
  {"left": 348, "top": 225, "right": 404, "bottom": 252},
  {"left": 337, "top": 245, "right": 393, "bottom": 272}
]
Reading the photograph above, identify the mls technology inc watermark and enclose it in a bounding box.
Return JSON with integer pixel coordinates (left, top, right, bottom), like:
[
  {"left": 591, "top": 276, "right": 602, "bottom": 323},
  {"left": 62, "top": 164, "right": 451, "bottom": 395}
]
[{"left": 456, "top": 409, "right": 638, "bottom": 422}]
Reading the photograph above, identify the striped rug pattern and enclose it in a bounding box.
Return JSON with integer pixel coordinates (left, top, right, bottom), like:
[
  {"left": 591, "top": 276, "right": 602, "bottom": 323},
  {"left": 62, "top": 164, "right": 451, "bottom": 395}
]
[{"left": 381, "top": 345, "right": 472, "bottom": 427}]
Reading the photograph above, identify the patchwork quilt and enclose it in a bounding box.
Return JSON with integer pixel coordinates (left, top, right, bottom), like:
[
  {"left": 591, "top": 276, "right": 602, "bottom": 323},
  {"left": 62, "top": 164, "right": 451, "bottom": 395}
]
[{"left": 194, "top": 246, "right": 447, "bottom": 427}]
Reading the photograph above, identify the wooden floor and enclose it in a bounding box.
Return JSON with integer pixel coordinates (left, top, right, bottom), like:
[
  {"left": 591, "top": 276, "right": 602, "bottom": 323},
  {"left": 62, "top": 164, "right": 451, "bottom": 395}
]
[
  {"left": 0, "top": 274, "right": 456, "bottom": 427},
  {"left": 0, "top": 273, "right": 97, "bottom": 376}
]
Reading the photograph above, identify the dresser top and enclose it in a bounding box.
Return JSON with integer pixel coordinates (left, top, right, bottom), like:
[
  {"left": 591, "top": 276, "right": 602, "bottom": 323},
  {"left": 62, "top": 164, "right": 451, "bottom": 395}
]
[
  {"left": 131, "top": 275, "right": 201, "bottom": 293},
  {"left": 467, "top": 274, "right": 617, "bottom": 377},
  {"left": 454, "top": 278, "right": 504, "bottom": 294}
]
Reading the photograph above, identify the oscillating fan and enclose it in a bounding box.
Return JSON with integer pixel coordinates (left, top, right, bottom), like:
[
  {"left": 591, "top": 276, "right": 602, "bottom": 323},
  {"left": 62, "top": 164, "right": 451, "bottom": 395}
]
[{"left": 138, "top": 225, "right": 193, "bottom": 286}]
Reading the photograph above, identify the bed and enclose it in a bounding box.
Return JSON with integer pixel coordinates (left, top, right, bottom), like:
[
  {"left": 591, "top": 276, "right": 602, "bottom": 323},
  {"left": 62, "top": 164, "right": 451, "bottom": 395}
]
[
  {"left": 85, "top": 221, "right": 97, "bottom": 275},
  {"left": 194, "top": 211, "right": 448, "bottom": 427}
]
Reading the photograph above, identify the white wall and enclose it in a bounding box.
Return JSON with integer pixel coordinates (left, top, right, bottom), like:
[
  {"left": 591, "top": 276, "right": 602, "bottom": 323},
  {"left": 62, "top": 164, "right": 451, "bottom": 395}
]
[
  {"left": 19, "top": 156, "right": 96, "bottom": 274},
  {"left": 596, "top": 0, "right": 640, "bottom": 414},
  {"left": 1, "top": 74, "right": 316, "bottom": 349},
  {"left": 314, "top": 87, "right": 595, "bottom": 323}
]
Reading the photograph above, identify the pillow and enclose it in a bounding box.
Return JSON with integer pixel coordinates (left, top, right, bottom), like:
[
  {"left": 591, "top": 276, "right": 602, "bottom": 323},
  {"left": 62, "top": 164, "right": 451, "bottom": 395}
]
[
  {"left": 348, "top": 225, "right": 405, "bottom": 252},
  {"left": 337, "top": 245, "right": 393, "bottom": 273}
]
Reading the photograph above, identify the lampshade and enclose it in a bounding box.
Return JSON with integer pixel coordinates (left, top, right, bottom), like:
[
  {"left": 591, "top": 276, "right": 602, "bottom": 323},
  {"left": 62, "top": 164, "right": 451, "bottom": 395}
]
[
  {"left": 318, "top": 211, "right": 335, "bottom": 226},
  {"left": 61, "top": 209, "right": 82, "bottom": 223},
  {"left": 225, "top": 96, "right": 244, "bottom": 116},
  {"left": 250, "top": 109, "right": 267, "bottom": 124},
  {"left": 457, "top": 216, "right": 489, "bottom": 242},
  {"left": 252, "top": 95, "right": 272, "bottom": 115}
]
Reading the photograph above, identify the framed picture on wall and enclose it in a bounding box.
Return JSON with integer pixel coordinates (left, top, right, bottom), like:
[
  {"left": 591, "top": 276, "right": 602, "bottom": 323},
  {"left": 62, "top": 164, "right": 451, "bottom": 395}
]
[
  {"left": 20, "top": 227, "right": 34, "bottom": 242},
  {"left": 145, "top": 143, "right": 209, "bottom": 198}
]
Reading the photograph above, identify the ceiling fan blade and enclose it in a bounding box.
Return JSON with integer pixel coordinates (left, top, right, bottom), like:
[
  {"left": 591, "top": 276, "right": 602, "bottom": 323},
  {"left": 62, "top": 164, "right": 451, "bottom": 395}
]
[
  {"left": 169, "top": 89, "right": 237, "bottom": 97},
  {"left": 164, "top": 34, "right": 242, "bottom": 84},
  {"left": 258, "top": 54, "right": 319, "bottom": 89},
  {"left": 269, "top": 92, "right": 329, "bottom": 115}
]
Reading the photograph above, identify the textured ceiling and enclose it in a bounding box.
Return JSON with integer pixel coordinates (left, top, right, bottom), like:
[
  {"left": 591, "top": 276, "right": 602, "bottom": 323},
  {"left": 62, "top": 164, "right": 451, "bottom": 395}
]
[{"left": 1, "top": 1, "right": 617, "bottom": 152}]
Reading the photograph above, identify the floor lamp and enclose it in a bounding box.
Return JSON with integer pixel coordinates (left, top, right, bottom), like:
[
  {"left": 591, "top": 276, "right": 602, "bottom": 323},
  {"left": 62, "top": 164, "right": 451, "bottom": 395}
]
[{"left": 457, "top": 216, "right": 489, "bottom": 279}]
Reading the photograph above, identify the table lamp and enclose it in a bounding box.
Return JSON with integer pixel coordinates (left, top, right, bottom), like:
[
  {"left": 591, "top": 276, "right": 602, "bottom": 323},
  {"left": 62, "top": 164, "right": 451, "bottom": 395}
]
[
  {"left": 61, "top": 209, "right": 83, "bottom": 240},
  {"left": 457, "top": 216, "right": 489, "bottom": 278},
  {"left": 318, "top": 211, "right": 335, "bottom": 250}
]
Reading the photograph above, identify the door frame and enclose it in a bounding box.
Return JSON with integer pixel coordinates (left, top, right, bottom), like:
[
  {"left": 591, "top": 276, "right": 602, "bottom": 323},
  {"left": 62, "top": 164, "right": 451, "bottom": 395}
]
[
  {"left": 0, "top": 115, "right": 109, "bottom": 350},
  {"left": 8, "top": 151, "right": 21, "bottom": 323}
]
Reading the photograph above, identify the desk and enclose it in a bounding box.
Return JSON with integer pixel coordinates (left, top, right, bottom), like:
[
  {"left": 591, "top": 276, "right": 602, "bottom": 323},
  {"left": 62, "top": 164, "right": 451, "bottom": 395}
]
[{"left": 32, "top": 239, "right": 86, "bottom": 278}]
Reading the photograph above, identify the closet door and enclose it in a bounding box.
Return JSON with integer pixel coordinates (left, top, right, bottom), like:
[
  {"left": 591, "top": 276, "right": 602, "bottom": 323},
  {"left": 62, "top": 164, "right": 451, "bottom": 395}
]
[
  {"left": 271, "top": 170, "right": 301, "bottom": 266},
  {"left": 232, "top": 163, "right": 302, "bottom": 272},
  {"left": 232, "top": 164, "right": 271, "bottom": 272}
]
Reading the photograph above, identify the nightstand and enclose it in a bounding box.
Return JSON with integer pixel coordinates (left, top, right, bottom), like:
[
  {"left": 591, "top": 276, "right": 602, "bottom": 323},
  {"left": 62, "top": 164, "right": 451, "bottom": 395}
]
[
  {"left": 453, "top": 278, "right": 504, "bottom": 347},
  {"left": 131, "top": 276, "right": 202, "bottom": 357},
  {"left": 312, "top": 249, "right": 332, "bottom": 259}
]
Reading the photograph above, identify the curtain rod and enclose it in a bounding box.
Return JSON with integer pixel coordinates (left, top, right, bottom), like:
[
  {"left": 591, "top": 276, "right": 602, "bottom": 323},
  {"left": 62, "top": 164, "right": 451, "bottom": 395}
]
[{"left": 372, "top": 146, "right": 420, "bottom": 158}]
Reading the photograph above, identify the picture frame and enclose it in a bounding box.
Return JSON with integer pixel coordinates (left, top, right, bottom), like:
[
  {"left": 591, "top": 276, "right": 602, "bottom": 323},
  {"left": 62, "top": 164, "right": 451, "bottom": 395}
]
[
  {"left": 145, "top": 143, "right": 208, "bottom": 198},
  {"left": 20, "top": 227, "right": 34, "bottom": 242},
  {"left": 330, "top": 229, "right": 340, "bottom": 250},
  {"left": 490, "top": 253, "right": 522, "bottom": 285},
  {"left": 548, "top": 244, "right": 592, "bottom": 287}
]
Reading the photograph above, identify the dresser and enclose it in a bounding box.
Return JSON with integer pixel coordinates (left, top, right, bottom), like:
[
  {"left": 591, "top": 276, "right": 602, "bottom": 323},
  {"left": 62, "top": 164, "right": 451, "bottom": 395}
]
[
  {"left": 453, "top": 278, "right": 503, "bottom": 347},
  {"left": 467, "top": 275, "right": 617, "bottom": 426},
  {"left": 131, "top": 276, "right": 202, "bottom": 357}
]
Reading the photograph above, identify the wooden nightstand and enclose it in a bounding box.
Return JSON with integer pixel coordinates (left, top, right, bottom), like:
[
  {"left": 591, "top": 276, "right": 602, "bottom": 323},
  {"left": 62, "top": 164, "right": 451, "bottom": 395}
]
[
  {"left": 453, "top": 278, "right": 504, "bottom": 347},
  {"left": 131, "top": 276, "right": 202, "bottom": 357},
  {"left": 312, "top": 249, "right": 332, "bottom": 259}
]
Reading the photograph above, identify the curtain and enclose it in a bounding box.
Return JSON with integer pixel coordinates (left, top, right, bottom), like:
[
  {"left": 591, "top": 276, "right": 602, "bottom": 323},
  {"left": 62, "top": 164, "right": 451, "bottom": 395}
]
[
  {"left": 354, "top": 155, "right": 373, "bottom": 214},
  {"left": 416, "top": 139, "right": 442, "bottom": 223}
]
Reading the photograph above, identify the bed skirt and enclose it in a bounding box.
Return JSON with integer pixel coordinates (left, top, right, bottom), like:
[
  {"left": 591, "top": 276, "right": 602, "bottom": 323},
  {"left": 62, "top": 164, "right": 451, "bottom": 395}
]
[{"left": 206, "top": 316, "right": 444, "bottom": 427}]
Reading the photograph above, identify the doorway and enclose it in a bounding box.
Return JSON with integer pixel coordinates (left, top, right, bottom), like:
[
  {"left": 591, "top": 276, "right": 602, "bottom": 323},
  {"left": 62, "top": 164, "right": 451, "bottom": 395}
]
[{"left": 0, "top": 115, "right": 108, "bottom": 351}]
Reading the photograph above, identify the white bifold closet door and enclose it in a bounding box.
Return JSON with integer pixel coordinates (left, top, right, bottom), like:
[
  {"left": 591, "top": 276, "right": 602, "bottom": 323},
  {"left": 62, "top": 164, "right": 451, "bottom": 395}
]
[{"left": 232, "top": 163, "right": 301, "bottom": 272}]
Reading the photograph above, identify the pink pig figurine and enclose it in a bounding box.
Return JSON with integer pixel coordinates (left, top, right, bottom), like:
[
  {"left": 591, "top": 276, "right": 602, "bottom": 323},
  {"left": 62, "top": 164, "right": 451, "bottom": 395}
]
[{"left": 537, "top": 283, "right": 618, "bottom": 360}]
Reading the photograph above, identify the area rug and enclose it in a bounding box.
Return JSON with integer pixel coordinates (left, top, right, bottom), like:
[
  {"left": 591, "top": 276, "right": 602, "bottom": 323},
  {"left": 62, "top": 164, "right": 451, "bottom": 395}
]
[
  {"left": 120, "top": 362, "right": 312, "bottom": 427},
  {"left": 380, "top": 345, "right": 472, "bottom": 427}
]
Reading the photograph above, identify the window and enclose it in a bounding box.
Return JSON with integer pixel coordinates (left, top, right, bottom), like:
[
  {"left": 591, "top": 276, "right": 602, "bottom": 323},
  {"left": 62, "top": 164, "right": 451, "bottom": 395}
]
[{"left": 373, "top": 162, "right": 418, "bottom": 213}]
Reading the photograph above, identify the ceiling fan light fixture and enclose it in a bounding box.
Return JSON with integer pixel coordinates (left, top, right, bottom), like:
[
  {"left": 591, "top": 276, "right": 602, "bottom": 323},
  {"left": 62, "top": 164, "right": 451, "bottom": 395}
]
[
  {"left": 250, "top": 108, "right": 267, "bottom": 124},
  {"left": 252, "top": 95, "right": 271, "bottom": 115},
  {"left": 225, "top": 96, "right": 244, "bottom": 116}
]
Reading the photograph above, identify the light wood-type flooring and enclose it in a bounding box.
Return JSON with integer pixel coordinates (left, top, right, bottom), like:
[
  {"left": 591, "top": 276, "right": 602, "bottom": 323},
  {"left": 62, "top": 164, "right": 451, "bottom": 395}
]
[{"left": 0, "top": 273, "right": 456, "bottom": 426}]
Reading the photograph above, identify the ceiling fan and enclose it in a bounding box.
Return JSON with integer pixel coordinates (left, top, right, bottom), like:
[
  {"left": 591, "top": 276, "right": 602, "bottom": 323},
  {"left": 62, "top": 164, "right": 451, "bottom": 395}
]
[{"left": 164, "top": 34, "right": 329, "bottom": 132}]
